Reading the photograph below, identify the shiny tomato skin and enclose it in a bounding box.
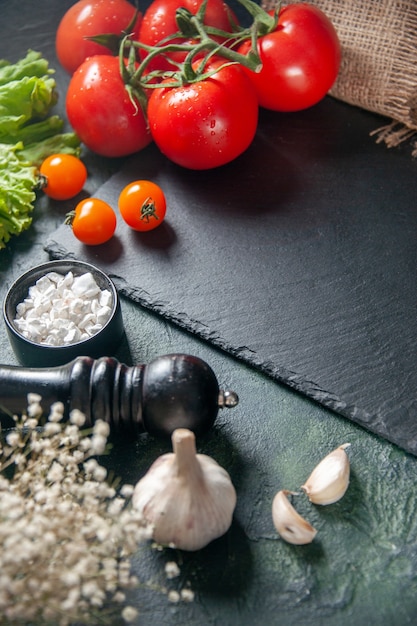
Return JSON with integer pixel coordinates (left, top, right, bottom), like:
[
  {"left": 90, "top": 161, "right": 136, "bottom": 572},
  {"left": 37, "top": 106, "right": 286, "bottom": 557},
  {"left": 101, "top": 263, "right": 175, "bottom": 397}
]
[
  {"left": 139, "top": 0, "right": 238, "bottom": 72},
  {"left": 66, "top": 55, "right": 151, "bottom": 158},
  {"left": 56, "top": 0, "right": 142, "bottom": 75},
  {"left": 238, "top": 3, "right": 341, "bottom": 112},
  {"left": 39, "top": 154, "right": 87, "bottom": 201},
  {"left": 119, "top": 180, "right": 166, "bottom": 231},
  {"left": 147, "top": 60, "right": 258, "bottom": 170},
  {"left": 71, "top": 198, "right": 117, "bottom": 245}
]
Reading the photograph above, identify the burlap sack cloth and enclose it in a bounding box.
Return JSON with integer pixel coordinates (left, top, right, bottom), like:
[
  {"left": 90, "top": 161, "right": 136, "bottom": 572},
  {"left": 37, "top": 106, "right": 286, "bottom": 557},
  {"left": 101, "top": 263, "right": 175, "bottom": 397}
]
[{"left": 261, "top": 0, "right": 417, "bottom": 154}]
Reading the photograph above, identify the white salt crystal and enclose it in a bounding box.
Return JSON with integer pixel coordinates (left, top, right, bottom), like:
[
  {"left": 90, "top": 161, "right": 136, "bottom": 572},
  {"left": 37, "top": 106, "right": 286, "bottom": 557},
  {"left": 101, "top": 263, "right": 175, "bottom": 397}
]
[
  {"left": 69, "top": 297, "right": 85, "bottom": 315},
  {"left": 96, "top": 306, "right": 112, "bottom": 325},
  {"left": 100, "top": 289, "right": 113, "bottom": 307},
  {"left": 64, "top": 327, "right": 82, "bottom": 344},
  {"left": 71, "top": 272, "right": 101, "bottom": 298},
  {"left": 48, "top": 271, "right": 70, "bottom": 285},
  {"left": 77, "top": 313, "right": 96, "bottom": 330}
]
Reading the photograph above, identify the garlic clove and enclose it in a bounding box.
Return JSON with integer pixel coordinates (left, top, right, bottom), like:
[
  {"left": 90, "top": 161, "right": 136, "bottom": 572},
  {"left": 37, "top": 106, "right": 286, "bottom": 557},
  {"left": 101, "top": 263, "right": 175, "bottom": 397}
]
[
  {"left": 132, "top": 428, "right": 236, "bottom": 551},
  {"left": 272, "top": 490, "right": 317, "bottom": 545},
  {"left": 301, "top": 443, "right": 351, "bottom": 505}
]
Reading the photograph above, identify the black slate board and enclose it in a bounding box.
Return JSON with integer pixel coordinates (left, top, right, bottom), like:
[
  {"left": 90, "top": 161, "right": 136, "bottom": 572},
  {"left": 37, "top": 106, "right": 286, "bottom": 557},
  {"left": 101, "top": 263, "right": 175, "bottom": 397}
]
[{"left": 45, "top": 98, "right": 417, "bottom": 455}]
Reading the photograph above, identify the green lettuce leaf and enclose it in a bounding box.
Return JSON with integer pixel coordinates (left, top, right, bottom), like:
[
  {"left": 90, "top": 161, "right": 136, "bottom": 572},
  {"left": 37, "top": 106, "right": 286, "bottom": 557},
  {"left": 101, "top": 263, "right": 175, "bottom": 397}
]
[
  {"left": 0, "top": 143, "right": 37, "bottom": 249},
  {"left": 0, "top": 50, "right": 81, "bottom": 250},
  {"left": 0, "top": 74, "right": 57, "bottom": 139},
  {"left": 18, "top": 132, "right": 81, "bottom": 167},
  {"left": 0, "top": 50, "right": 53, "bottom": 86}
]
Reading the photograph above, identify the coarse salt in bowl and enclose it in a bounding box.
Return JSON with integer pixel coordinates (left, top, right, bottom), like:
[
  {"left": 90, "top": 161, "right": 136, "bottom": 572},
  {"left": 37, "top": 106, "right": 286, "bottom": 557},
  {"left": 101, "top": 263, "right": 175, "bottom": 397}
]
[{"left": 3, "top": 260, "right": 125, "bottom": 367}]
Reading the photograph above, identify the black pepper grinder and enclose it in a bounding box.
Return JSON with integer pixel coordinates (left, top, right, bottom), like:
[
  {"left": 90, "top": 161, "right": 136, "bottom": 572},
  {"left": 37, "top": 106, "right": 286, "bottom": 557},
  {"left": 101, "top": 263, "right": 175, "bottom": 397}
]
[{"left": 0, "top": 353, "right": 238, "bottom": 437}]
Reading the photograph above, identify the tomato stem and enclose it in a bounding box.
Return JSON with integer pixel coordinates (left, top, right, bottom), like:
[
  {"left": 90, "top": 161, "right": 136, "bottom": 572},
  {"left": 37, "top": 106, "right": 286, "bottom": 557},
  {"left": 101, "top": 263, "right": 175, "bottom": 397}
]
[
  {"left": 236, "top": 0, "right": 280, "bottom": 36},
  {"left": 187, "top": 11, "right": 262, "bottom": 73},
  {"left": 117, "top": 0, "right": 282, "bottom": 108},
  {"left": 64, "top": 210, "right": 76, "bottom": 227}
]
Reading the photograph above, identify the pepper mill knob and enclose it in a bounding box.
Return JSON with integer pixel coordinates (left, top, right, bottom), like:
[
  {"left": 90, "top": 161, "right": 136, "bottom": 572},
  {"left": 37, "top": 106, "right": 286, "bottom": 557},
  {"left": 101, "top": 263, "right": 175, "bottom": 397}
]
[{"left": 0, "top": 353, "right": 238, "bottom": 437}]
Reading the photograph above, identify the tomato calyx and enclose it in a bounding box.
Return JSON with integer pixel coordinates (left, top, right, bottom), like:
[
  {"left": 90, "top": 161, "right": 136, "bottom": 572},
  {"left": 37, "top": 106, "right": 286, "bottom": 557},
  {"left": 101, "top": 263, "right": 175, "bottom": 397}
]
[
  {"left": 85, "top": 8, "right": 142, "bottom": 56},
  {"left": 139, "top": 196, "right": 161, "bottom": 224},
  {"left": 35, "top": 174, "right": 48, "bottom": 192},
  {"left": 64, "top": 210, "right": 76, "bottom": 227}
]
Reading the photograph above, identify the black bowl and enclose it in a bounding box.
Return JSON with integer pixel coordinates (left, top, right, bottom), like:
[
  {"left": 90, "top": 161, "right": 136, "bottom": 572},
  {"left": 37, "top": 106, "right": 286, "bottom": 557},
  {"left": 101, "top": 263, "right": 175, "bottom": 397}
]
[{"left": 3, "top": 259, "right": 125, "bottom": 367}]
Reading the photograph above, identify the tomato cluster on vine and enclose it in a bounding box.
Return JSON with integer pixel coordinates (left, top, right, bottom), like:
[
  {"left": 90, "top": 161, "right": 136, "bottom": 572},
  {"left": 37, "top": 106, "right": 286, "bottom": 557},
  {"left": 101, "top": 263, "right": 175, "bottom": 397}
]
[{"left": 57, "top": 0, "right": 341, "bottom": 170}]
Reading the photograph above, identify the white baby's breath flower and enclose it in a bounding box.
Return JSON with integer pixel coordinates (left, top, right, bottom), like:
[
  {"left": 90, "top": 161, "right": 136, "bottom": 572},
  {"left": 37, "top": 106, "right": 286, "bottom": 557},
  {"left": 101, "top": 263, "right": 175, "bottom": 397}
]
[
  {"left": 60, "top": 571, "right": 81, "bottom": 589},
  {"left": 102, "top": 557, "right": 118, "bottom": 576},
  {"left": 71, "top": 449, "right": 85, "bottom": 463},
  {"left": 168, "top": 590, "right": 181, "bottom": 603},
  {"left": 48, "top": 401, "right": 65, "bottom": 422},
  {"left": 122, "top": 605, "right": 139, "bottom": 622},
  {"left": 91, "top": 434, "right": 107, "bottom": 455},
  {"left": 63, "top": 424, "right": 80, "bottom": 445},
  {"left": 79, "top": 437, "right": 92, "bottom": 451},
  {"left": 82, "top": 580, "right": 103, "bottom": 601},
  {"left": 120, "top": 484, "right": 134, "bottom": 498},
  {"left": 43, "top": 530, "right": 59, "bottom": 546},
  {"left": 83, "top": 458, "right": 99, "bottom": 474},
  {"left": 47, "top": 461, "right": 64, "bottom": 483},
  {"left": 84, "top": 459, "right": 107, "bottom": 483},
  {"left": 6, "top": 432, "right": 21, "bottom": 447},
  {"left": 25, "top": 417, "right": 39, "bottom": 429},
  {"left": 60, "top": 586, "right": 81, "bottom": 612},
  {"left": 113, "top": 591, "right": 126, "bottom": 603},
  {"left": 27, "top": 392, "right": 42, "bottom": 405},
  {"left": 107, "top": 497, "right": 125, "bottom": 516},
  {"left": 13, "top": 452, "right": 26, "bottom": 467},
  {"left": 93, "top": 419, "right": 110, "bottom": 438},
  {"left": 0, "top": 476, "right": 10, "bottom": 490},
  {"left": 180, "top": 588, "right": 195, "bottom": 602},
  {"left": 69, "top": 408, "right": 86, "bottom": 427},
  {"left": 27, "top": 401, "right": 42, "bottom": 419},
  {"left": 30, "top": 439, "right": 43, "bottom": 453},
  {"left": 165, "top": 561, "right": 181, "bottom": 579},
  {"left": 44, "top": 422, "right": 62, "bottom": 436},
  {"left": 93, "top": 464, "right": 108, "bottom": 482}
]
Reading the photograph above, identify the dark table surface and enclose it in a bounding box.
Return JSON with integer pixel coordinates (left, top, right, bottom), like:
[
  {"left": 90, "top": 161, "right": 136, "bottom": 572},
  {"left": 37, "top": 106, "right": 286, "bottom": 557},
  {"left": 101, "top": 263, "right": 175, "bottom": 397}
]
[{"left": 1, "top": 2, "right": 417, "bottom": 625}]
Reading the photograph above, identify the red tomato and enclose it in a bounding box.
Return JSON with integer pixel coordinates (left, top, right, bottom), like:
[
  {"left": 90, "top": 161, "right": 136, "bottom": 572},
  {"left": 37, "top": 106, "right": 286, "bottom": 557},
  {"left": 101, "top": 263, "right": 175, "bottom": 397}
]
[
  {"left": 139, "top": 0, "right": 238, "bottom": 72},
  {"left": 56, "top": 0, "right": 142, "bottom": 75},
  {"left": 238, "top": 3, "right": 341, "bottom": 112},
  {"left": 68, "top": 198, "right": 117, "bottom": 245},
  {"left": 39, "top": 154, "right": 87, "bottom": 201},
  {"left": 118, "top": 180, "right": 166, "bottom": 231},
  {"left": 147, "top": 59, "right": 258, "bottom": 170},
  {"left": 66, "top": 55, "right": 151, "bottom": 158}
]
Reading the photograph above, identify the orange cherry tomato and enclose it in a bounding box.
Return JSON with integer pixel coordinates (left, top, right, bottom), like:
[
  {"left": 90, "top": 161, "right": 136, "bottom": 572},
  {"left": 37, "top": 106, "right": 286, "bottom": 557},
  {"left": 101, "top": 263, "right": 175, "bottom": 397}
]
[
  {"left": 39, "top": 154, "right": 87, "bottom": 200},
  {"left": 118, "top": 180, "right": 166, "bottom": 232},
  {"left": 68, "top": 198, "right": 116, "bottom": 245}
]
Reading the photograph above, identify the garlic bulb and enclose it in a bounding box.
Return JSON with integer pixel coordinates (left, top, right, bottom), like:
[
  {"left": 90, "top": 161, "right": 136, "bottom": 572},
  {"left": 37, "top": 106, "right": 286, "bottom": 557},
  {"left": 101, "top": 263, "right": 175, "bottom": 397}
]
[
  {"left": 132, "top": 428, "right": 236, "bottom": 551},
  {"left": 272, "top": 490, "right": 317, "bottom": 545},
  {"left": 301, "top": 443, "right": 351, "bottom": 505}
]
